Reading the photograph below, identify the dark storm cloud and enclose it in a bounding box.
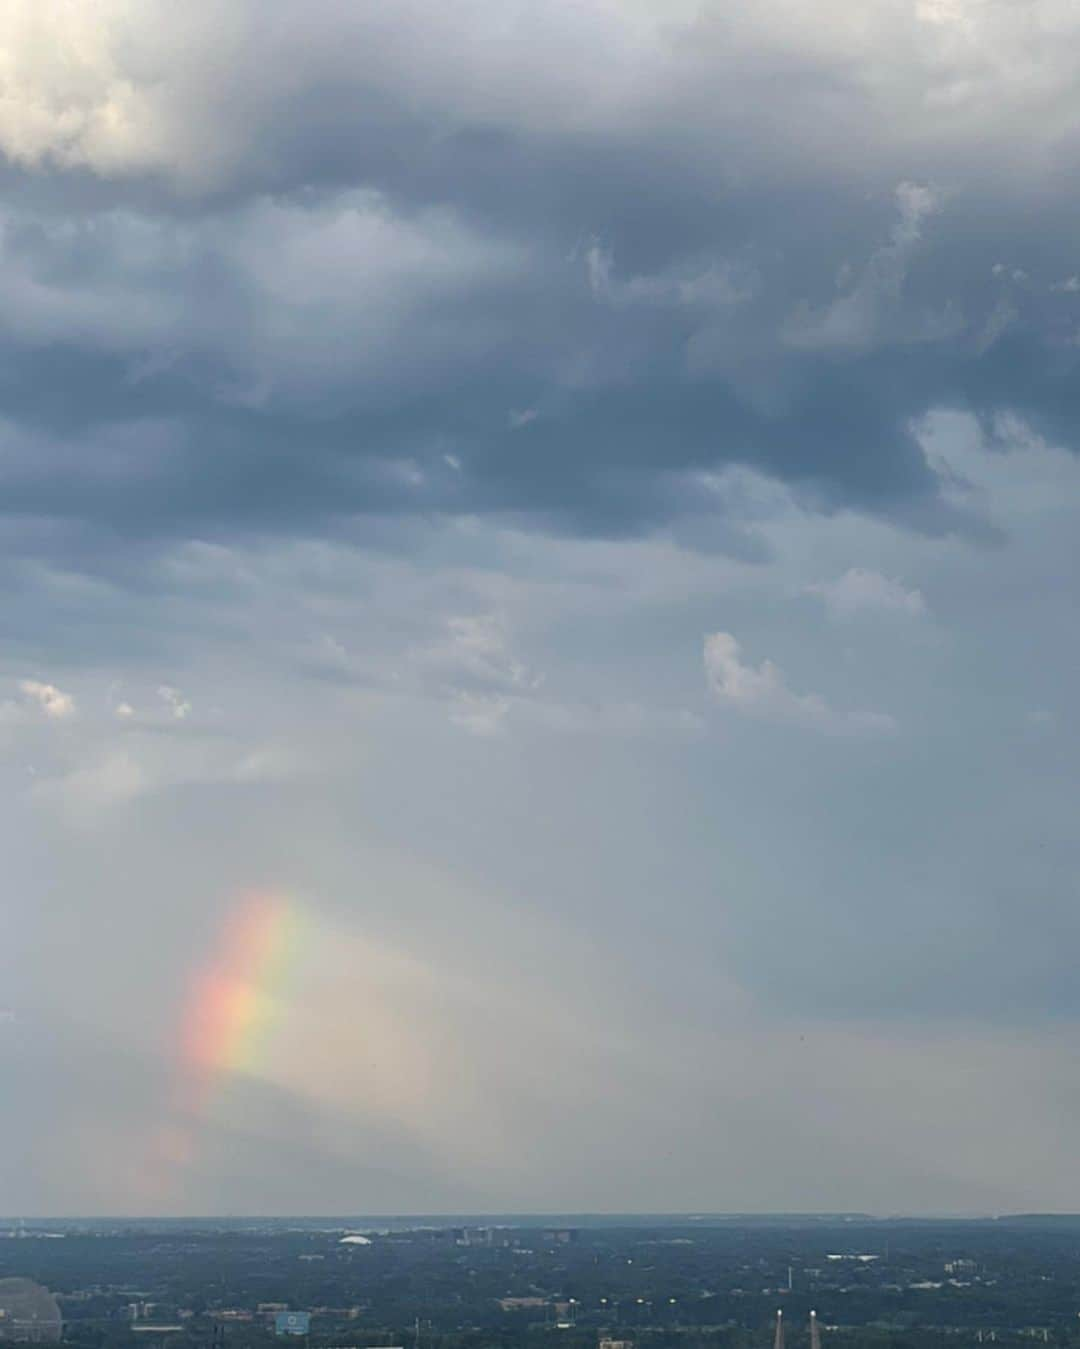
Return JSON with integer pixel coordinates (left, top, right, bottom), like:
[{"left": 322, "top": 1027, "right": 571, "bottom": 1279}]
[
  {"left": 3, "top": 176, "right": 1076, "bottom": 564},
  {"left": 3, "top": 2, "right": 1080, "bottom": 564}
]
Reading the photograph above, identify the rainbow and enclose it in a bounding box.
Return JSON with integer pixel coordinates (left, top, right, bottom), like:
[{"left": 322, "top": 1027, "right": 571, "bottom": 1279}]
[
  {"left": 181, "top": 891, "right": 301, "bottom": 1088},
  {"left": 148, "top": 891, "right": 305, "bottom": 1192}
]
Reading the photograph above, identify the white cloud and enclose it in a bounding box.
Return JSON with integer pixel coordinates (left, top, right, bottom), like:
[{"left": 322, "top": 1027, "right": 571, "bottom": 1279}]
[
  {"left": 704, "top": 631, "right": 896, "bottom": 735},
  {"left": 0, "top": 1, "right": 165, "bottom": 175},
  {"left": 114, "top": 702, "right": 135, "bottom": 719},
  {"left": 422, "top": 614, "right": 542, "bottom": 700},
  {"left": 808, "top": 568, "right": 926, "bottom": 619},
  {"left": 19, "top": 679, "right": 76, "bottom": 719},
  {"left": 157, "top": 685, "right": 191, "bottom": 720},
  {"left": 705, "top": 631, "right": 829, "bottom": 727},
  {"left": 782, "top": 182, "right": 944, "bottom": 353}
]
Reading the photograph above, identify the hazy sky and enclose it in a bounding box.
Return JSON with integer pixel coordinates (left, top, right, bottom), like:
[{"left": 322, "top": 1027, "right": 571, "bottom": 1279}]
[{"left": 2, "top": 0, "right": 1080, "bottom": 1217}]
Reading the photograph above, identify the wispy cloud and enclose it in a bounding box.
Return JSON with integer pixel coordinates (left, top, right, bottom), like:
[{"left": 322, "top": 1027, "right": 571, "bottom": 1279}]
[
  {"left": 704, "top": 632, "right": 896, "bottom": 735},
  {"left": 807, "top": 568, "right": 926, "bottom": 619}
]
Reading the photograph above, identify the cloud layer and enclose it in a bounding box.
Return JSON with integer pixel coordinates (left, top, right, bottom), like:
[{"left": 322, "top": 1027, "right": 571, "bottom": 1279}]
[{"left": 2, "top": 0, "right": 1080, "bottom": 1215}]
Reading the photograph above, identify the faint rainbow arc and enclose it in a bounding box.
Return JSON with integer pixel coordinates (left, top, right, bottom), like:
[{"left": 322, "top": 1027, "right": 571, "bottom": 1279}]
[
  {"left": 181, "top": 891, "right": 302, "bottom": 1097},
  {"left": 149, "top": 890, "right": 307, "bottom": 1189}
]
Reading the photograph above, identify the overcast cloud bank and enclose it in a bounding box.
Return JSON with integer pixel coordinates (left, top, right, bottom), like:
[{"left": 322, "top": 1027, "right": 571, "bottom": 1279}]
[{"left": 2, "top": 0, "right": 1080, "bottom": 1216}]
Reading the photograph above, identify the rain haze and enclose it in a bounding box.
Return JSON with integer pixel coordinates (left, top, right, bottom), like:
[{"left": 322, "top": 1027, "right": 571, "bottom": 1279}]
[{"left": 1, "top": 0, "right": 1079, "bottom": 1217}]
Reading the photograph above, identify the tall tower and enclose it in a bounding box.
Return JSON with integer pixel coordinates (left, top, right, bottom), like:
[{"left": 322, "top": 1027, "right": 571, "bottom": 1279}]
[
  {"left": 810, "top": 1310, "right": 821, "bottom": 1349},
  {"left": 773, "top": 1310, "right": 784, "bottom": 1349}
]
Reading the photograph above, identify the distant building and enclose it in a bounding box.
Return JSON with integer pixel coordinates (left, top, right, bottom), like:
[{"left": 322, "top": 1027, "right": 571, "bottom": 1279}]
[
  {"left": 0, "top": 1279, "right": 62, "bottom": 1343},
  {"left": 275, "top": 1313, "right": 311, "bottom": 1337}
]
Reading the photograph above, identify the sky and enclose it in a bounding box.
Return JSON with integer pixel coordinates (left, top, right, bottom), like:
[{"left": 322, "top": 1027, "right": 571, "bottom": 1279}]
[{"left": 2, "top": 0, "right": 1080, "bottom": 1218}]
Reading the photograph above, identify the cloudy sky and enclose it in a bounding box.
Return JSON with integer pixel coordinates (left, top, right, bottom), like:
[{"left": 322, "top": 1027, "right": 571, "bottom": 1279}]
[{"left": 2, "top": 0, "right": 1080, "bottom": 1217}]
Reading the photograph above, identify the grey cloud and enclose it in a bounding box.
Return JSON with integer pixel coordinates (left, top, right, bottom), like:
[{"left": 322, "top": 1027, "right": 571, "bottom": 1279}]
[
  {"left": 8, "top": 1, "right": 1080, "bottom": 194},
  {"left": 3, "top": 165, "right": 1080, "bottom": 583},
  {"left": 4, "top": 7, "right": 1080, "bottom": 565}
]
